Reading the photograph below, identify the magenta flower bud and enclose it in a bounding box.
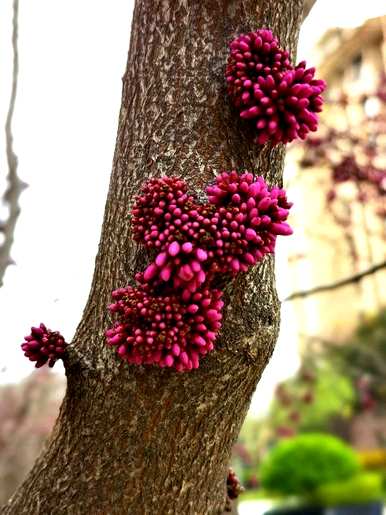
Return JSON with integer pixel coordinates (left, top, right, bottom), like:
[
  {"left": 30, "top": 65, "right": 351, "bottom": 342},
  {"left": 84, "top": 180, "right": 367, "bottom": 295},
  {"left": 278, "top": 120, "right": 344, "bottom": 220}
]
[
  {"left": 231, "top": 259, "right": 240, "bottom": 273},
  {"left": 155, "top": 252, "right": 168, "bottom": 267},
  {"left": 190, "top": 260, "right": 201, "bottom": 273},
  {"left": 118, "top": 345, "right": 127, "bottom": 356},
  {"left": 244, "top": 253, "right": 256, "bottom": 265},
  {"left": 238, "top": 41, "right": 250, "bottom": 52},
  {"left": 245, "top": 228, "right": 257, "bottom": 241},
  {"left": 194, "top": 335, "right": 206, "bottom": 347},
  {"left": 240, "top": 106, "right": 260, "bottom": 119},
  {"left": 258, "top": 197, "right": 271, "bottom": 210},
  {"left": 182, "top": 242, "right": 193, "bottom": 253},
  {"left": 207, "top": 309, "right": 220, "bottom": 321},
  {"left": 168, "top": 241, "right": 180, "bottom": 256},
  {"left": 164, "top": 355, "right": 174, "bottom": 367},
  {"left": 179, "top": 264, "right": 194, "bottom": 281},
  {"left": 31, "top": 326, "right": 45, "bottom": 336},
  {"left": 21, "top": 324, "right": 68, "bottom": 368},
  {"left": 270, "top": 222, "right": 293, "bottom": 235},
  {"left": 188, "top": 304, "right": 199, "bottom": 313},
  {"left": 160, "top": 266, "right": 172, "bottom": 281},
  {"left": 144, "top": 263, "right": 158, "bottom": 281},
  {"left": 180, "top": 352, "right": 189, "bottom": 365},
  {"left": 197, "top": 270, "right": 206, "bottom": 284},
  {"left": 172, "top": 344, "right": 181, "bottom": 356},
  {"left": 196, "top": 248, "right": 208, "bottom": 262},
  {"left": 109, "top": 334, "right": 122, "bottom": 345}
]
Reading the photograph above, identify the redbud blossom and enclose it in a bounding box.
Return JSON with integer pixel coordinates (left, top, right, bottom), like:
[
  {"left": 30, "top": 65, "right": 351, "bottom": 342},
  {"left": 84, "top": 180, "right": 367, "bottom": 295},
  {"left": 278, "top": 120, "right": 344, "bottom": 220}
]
[
  {"left": 206, "top": 171, "right": 293, "bottom": 274},
  {"left": 106, "top": 284, "right": 223, "bottom": 372},
  {"left": 226, "top": 29, "right": 326, "bottom": 145},
  {"left": 21, "top": 323, "right": 67, "bottom": 368},
  {"left": 132, "top": 173, "right": 293, "bottom": 284},
  {"left": 227, "top": 468, "right": 244, "bottom": 500},
  {"left": 131, "top": 176, "right": 196, "bottom": 251},
  {"left": 108, "top": 172, "right": 293, "bottom": 371}
]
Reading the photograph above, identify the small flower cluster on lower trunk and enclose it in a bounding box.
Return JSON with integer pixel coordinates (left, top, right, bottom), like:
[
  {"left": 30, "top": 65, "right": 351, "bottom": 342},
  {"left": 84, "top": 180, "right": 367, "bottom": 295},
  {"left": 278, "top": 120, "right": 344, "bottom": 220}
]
[
  {"left": 225, "top": 467, "right": 244, "bottom": 511},
  {"left": 227, "top": 467, "right": 244, "bottom": 500},
  {"left": 106, "top": 172, "right": 293, "bottom": 371},
  {"left": 21, "top": 323, "right": 67, "bottom": 368}
]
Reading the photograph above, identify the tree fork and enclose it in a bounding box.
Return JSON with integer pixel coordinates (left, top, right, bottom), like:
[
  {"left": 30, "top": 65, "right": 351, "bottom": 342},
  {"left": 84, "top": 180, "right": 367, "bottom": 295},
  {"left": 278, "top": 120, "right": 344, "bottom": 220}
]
[{"left": 2, "top": 1, "right": 304, "bottom": 513}]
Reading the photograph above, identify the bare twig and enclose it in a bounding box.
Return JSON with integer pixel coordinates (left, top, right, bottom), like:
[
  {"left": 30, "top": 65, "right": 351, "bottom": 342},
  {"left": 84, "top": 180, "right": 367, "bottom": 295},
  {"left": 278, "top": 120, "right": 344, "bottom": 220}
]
[
  {"left": 284, "top": 259, "right": 386, "bottom": 302},
  {"left": 1, "top": 0, "right": 26, "bottom": 287}
]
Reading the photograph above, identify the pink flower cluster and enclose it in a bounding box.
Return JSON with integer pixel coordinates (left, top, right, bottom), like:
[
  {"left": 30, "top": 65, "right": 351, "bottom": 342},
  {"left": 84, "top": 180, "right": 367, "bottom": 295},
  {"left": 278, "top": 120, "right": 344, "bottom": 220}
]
[
  {"left": 107, "top": 172, "right": 292, "bottom": 371},
  {"left": 226, "top": 29, "right": 326, "bottom": 145},
  {"left": 227, "top": 468, "right": 244, "bottom": 500},
  {"left": 21, "top": 323, "right": 67, "bottom": 368},
  {"left": 206, "top": 171, "right": 292, "bottom": 274},
  {"left": 106, "top": 283, "right": 223, "bottom": 372}
]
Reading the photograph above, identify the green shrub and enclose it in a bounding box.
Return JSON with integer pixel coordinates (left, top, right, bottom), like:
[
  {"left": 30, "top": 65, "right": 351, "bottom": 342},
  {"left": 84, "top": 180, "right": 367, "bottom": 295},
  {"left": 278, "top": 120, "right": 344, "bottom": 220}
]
[
  {"left": 313, "top": 472, "right": 383, "bottom": 506},
  {"left": 260, "top": 433, "right": 360, "bottom": 496}
]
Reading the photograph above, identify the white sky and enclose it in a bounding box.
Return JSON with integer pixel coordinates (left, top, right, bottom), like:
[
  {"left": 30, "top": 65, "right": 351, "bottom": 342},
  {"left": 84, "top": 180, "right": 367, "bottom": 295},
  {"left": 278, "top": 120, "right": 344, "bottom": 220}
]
[{"left": 0, "top": 0, "right": 385, "bottom": 414}]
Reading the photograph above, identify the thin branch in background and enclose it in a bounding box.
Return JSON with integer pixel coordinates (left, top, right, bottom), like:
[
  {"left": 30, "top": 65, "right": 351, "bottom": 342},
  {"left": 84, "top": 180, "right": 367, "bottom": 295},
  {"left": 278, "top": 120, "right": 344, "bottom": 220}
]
[
  {"left": 0, "top": 0, "right": 26, "bottom": 287},
  {"left": 284, "top": 259, "right": 386, "bottom": 302}
]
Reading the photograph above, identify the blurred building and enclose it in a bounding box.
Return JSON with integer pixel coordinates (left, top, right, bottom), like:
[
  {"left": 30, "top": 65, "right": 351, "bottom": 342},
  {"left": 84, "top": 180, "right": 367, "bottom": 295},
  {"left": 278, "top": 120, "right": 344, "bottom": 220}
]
[
  {"left": 317, "top": 16, "right": 386, "bottom": 98},
  {"left": 286, "top": 15, "right": 386, "bottom": 344}
]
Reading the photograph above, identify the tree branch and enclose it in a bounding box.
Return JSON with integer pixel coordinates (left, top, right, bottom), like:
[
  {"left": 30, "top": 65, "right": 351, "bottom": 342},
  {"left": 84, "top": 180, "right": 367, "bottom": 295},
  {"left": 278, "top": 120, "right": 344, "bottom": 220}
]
[
  {"left": 0, "top": 0, "right": 26, "bottom": 288},
  {"left": 303, "top": 0, "right": 317, "bottom": 20},
  {"left": 284, "top": 260, "right": 386, "bottom": 302}
]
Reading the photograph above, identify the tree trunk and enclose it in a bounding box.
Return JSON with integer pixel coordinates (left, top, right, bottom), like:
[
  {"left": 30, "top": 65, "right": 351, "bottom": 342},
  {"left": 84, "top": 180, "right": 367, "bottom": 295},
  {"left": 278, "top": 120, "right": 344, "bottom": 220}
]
[{"left": 2, "top": 1, "right": 304, "bottom": 513}]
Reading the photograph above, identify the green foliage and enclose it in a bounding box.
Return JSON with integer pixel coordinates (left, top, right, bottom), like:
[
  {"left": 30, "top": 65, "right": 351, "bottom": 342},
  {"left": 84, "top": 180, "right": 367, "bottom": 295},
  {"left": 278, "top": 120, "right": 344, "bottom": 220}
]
[
  {"left": 330, "top": 310, "right": 386, "bottom": 405},
  {"left": 301, "top": 365, "right": 354, "bottom": 429},
  {"left": 270, "top": 363, "right": 354, "bottom": 433},
  {"left": 260, "top": 433, "right": 360, "bottom": 496},
  {"left": 313, "top": 472, "right": 384, "bottom": 506}
]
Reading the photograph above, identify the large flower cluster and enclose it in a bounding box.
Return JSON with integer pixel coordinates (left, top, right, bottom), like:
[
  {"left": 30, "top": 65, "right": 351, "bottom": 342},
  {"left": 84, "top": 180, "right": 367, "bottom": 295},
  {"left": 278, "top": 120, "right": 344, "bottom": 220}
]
[
  {"left": 226, "top": 29, "right": 326, "bottom": 145},
  {"left": 106, "top": 283, "right": 223, "bottom": 372},
  {"left": 106, "top": 172, "right": 292, "bottom": 371},
  {"left": 21, "top": 323, "right": 67, "bottom": 368}
]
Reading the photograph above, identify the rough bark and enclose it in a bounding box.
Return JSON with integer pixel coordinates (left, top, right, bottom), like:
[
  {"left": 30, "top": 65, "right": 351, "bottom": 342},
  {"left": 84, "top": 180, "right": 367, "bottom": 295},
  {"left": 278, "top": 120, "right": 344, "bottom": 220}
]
[{"left": 2, "top": 1, "right": 304, "bottom": 514}]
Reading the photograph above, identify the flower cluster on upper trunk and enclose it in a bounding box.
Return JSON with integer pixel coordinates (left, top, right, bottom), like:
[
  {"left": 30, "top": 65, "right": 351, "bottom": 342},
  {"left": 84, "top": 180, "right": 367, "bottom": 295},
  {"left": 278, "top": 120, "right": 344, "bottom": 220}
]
[
  {"left": 20, "top": 28, "right": 326, "bottom": 373},
  {"left": 106, "top": 171, "right": 293, "bottom": 371},
  {"left": 226, "top": 29, "right": 326, "bottom": 145}
]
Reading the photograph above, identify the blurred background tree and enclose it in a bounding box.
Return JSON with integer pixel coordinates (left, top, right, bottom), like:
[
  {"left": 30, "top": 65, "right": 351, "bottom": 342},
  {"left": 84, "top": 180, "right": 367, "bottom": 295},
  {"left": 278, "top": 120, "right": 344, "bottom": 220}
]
[{"left": 0, "top": 370, "right": 64, "bottom": 504}]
